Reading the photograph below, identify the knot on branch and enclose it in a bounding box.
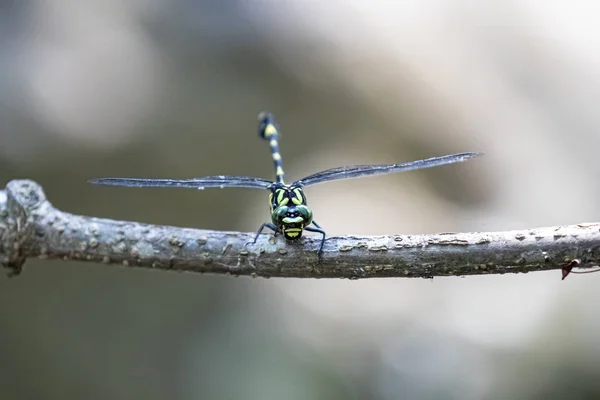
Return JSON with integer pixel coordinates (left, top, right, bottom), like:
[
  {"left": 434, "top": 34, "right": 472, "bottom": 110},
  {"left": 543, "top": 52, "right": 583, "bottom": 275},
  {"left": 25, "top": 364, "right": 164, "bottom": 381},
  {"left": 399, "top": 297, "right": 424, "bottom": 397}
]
[{"left": 1, "top": 180, "right": 49, "bottom": 276}]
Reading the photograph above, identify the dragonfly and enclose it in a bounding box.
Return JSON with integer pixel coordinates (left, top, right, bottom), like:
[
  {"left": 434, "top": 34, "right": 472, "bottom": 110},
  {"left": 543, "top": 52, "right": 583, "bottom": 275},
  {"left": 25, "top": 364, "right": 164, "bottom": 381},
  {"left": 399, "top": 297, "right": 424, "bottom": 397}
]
[{"left": 89, "top": 112, "right": 483, "bottom": 261}]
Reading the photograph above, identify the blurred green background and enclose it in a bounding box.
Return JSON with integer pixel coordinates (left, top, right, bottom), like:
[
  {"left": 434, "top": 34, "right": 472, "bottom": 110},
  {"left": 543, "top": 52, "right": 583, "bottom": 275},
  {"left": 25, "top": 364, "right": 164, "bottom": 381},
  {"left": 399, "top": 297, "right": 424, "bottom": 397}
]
[{"left": 2, "top": 1, "right": 600, "bottom": 399}]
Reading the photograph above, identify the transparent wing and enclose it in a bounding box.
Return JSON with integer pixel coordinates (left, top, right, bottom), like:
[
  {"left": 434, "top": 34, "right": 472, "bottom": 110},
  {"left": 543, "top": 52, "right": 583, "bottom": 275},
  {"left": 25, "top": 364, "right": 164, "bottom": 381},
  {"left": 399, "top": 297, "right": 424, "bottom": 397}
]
[
  {"left": 295, "top": 152, "right": 483, "bottom": 187},
  {"left": 89, "top": 175, "right": 273, "bottom": 190}
]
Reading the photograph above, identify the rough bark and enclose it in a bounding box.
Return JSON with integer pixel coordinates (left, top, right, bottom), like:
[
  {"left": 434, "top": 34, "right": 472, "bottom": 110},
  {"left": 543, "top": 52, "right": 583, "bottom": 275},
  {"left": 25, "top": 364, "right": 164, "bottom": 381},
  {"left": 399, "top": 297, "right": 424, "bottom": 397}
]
[{"left": 1, "top": 179, "right": 597, "bottom": 279}]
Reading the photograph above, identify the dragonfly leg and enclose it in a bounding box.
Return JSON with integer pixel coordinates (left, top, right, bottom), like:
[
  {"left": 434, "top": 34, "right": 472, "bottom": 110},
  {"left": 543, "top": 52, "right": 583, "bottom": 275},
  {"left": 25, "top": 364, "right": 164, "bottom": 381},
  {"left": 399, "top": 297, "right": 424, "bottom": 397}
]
[
  {"left": 247, "top": 223, "right": 279, "bottom": 247},
  {"left": 305, "top": 221, "right": 326, "bottom": 262},
  {"left": 311, "top": 221, "right": 323, "bottom": 229}
]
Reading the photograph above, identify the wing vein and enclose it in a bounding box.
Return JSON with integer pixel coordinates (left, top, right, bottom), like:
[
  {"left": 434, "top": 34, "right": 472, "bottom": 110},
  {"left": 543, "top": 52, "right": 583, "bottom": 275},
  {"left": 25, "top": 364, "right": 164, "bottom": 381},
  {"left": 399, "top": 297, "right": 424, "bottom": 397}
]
[
  {"left": 295, "top": 152, "right": 483, "bottom": 187},
  {"left": 88, "top": 176, "right": 273, "bottom": 190}
]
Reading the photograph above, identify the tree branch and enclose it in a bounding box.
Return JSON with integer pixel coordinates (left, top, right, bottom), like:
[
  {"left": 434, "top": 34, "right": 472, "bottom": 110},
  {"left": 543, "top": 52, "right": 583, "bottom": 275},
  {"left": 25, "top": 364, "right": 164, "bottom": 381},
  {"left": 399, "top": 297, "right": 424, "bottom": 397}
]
[{"left": 0, "top": 179, "right": 597, "bottom": 279}]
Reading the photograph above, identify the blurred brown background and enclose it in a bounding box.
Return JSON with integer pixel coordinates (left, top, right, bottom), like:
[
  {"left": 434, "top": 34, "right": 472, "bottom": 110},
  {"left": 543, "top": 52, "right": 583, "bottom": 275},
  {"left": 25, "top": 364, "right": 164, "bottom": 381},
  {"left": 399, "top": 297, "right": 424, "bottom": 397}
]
[{"left": 1, "top": 1, "right": 600, "bottom": 399}]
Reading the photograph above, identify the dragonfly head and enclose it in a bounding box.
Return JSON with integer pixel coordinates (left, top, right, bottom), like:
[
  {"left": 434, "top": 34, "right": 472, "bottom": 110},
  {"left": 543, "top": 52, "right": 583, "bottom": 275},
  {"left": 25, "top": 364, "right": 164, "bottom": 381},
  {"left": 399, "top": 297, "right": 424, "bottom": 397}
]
[{"left": 272, "top": 204, "right": 313, "bottom": 240}]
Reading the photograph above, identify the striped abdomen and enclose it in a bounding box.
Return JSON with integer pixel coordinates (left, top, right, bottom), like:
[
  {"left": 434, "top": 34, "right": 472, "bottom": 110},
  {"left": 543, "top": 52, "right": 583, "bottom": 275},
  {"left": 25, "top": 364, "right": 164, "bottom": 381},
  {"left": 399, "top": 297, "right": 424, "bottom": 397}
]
[{"left": 258, "top": 112, "right": 285, "bottom": 183}]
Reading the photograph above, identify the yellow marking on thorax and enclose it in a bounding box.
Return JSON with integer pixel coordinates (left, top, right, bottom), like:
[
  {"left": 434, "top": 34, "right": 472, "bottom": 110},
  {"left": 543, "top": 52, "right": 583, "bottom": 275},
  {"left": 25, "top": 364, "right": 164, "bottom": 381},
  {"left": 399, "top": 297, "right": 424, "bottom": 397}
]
[
  {"left": 275, "top": 189, "right": 290, "bottom": 206},
  {"left": 264, "top": 124, "right": 278, "bottom": 136},
  {"left": 291, "top": 188, "right": 304, "bottom": 205},
  {"left": 276, "top": 189, "right": 285, "bottom": 204}
]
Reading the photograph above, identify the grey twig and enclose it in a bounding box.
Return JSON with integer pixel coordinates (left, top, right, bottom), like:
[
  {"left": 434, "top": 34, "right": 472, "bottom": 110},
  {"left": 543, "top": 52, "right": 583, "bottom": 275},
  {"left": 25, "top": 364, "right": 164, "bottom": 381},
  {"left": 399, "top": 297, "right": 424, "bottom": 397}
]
[{"left": 0, "top": 179, "right": 597, "bottom": 279}]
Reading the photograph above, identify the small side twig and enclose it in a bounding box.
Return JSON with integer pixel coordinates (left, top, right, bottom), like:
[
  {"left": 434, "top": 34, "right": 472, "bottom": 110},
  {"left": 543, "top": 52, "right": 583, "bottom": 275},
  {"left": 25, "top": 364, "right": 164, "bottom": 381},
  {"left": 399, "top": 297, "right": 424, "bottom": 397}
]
[{"left": 0, "top": 179, "right": 598, "bottom": 279}]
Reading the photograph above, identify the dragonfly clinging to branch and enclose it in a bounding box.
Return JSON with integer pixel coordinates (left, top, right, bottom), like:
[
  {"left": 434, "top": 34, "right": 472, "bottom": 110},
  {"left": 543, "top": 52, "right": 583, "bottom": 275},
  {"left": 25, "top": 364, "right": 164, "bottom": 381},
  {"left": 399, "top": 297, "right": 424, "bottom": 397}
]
[{"left": 89, "top": 112, "right": 483, "bottom": 261}]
